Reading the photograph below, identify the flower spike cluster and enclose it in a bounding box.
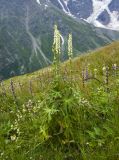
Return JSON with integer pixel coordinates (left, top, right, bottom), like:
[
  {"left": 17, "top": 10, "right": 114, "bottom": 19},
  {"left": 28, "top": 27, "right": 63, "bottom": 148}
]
[
  {"left": 68, "top": 33, "right": 73, "bottom": 60},
  {"left": 52, "top": 25, "right": 61, "bottom": 77},
  {"left": 52, "top": 25, "right": 74, "bottom": 77},
  {"left": 52, "top": 25, "right": 61, "bottom": 60}
]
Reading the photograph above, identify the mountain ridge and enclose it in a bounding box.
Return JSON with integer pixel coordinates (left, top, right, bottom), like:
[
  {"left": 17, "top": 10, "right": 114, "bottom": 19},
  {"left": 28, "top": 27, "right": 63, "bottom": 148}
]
[{"left": 45, "top": 0, "right": 119, "bottom": 31}]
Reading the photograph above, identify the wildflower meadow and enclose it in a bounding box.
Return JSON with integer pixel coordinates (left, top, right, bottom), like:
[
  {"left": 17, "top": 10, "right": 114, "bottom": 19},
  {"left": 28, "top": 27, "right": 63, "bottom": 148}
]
[{"left": 0, "top": 26, "right": 119, "bottom": 160}]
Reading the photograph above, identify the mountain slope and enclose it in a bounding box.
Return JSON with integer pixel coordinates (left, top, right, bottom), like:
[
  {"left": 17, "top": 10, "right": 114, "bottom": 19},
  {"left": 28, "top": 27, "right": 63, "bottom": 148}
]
[
  {"left": 0, "top": 0, "right": 119, "bottom": 80},
  {"left": 4, "top": 40, "right": 119, "bottom": 86},
  {"left": 49, "top": 0, "right": 119, "bottom": 31}
]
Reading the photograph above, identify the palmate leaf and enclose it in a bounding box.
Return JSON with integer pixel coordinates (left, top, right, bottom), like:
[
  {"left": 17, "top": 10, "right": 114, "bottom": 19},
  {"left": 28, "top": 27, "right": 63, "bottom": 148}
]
[
  {"left": 94, "top": 127, "right": 101, "bottom": 136},
  {"left": 43, "top": 106, "right": 59, "bottom": 122},
  {"left": 87, "top": 130, "right": 96, "bottom": 139}
]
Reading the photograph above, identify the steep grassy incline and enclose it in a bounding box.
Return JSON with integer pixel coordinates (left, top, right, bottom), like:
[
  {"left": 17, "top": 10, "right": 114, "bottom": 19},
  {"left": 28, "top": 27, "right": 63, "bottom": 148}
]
[{"left": 0, "top": 41, "right": 119, "bottom": 160}]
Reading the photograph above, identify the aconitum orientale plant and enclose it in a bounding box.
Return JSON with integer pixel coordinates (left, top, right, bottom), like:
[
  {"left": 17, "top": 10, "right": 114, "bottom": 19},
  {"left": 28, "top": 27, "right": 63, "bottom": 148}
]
[{"left": 52, "top": 25, "right": 61, "bottom": 77}]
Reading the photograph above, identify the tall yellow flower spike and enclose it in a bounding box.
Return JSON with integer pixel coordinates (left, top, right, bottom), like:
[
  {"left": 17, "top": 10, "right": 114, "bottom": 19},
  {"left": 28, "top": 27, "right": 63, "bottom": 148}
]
[
  {"left": 52, "top": 25, "right": 61, "bottom": 77},
  {"left": 68, "top": 33, "right": 73, "bottom": 60},
  {"left": 68, "top": 33, "right": 73, "bottom": 76}
]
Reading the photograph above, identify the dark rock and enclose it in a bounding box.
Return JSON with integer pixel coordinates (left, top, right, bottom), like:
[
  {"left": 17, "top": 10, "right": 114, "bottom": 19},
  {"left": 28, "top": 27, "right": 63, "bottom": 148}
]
[
  {"left": 109, "top": 0, "right": 119, "bottom": 12},
  {"left": 97, "top": 9, "right": 110, "bottom": 25}
]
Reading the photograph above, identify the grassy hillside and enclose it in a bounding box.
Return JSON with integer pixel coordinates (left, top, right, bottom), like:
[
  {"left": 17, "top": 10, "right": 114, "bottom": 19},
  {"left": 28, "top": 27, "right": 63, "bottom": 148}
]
[{"left": 0, "top": 41, "right": 119, "bottom": 160}]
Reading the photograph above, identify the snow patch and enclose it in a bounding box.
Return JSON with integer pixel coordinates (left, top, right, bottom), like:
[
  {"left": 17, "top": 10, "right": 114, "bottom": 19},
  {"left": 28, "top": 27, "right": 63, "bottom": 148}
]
[
  {"left": 86, "top": 0, "right": 119, "bottom": 31},
  {"left": 57, "top": 0, "right": 68, "bottom": 13},
  {"left": 57, "top": 0, "right": 74, "bottom": 17},
  {"left": 45, "top": 5, "right": 48, "bottom": 10},
  {"left": 87, "top": 0, "right": 112, "bottom": 24},
  {"left": 106, "top": 10, "right": 119, "bottom": 31},
  {"left": 35, "top": 0, "right": 119, "bottom": 31},
  {"left": 36, "top": 0, "right": 41, "bottom": 5}
]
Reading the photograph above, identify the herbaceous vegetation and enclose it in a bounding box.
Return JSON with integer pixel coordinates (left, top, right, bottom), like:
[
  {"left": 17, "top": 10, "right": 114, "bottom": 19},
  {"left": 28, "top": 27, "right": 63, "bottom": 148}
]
[{"left": 0, "top": 25, "right": 119, "bottom": 160}]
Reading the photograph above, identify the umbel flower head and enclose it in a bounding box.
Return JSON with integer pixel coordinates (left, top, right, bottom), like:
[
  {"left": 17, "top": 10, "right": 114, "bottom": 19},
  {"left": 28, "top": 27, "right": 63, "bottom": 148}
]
[{"left": 68, "top": 33, "right": 73, "bottom": 60}]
